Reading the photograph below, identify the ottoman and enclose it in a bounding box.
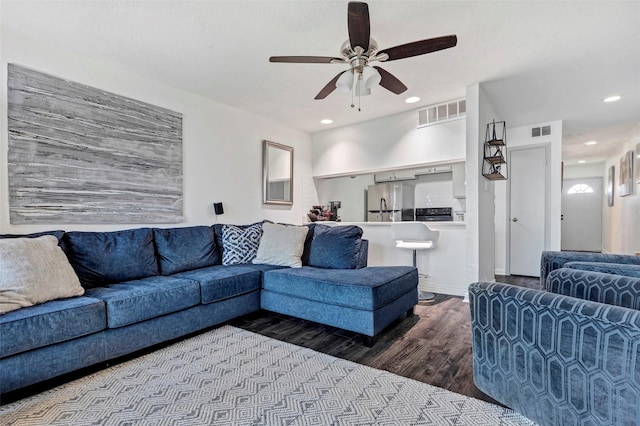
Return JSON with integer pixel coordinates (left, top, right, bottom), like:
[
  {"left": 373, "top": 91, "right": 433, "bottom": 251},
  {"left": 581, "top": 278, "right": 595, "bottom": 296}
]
[{"left": 261, "top": 266, "right": 418, "bottom": 345}]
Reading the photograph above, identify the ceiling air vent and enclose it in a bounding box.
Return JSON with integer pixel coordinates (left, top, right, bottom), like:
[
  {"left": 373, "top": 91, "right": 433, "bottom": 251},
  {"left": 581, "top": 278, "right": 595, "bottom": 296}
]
[
  {"left": 531, "top": 125, "right": 551, "bottom": 137},
  {"left": 418, "top": 98, "right": 466, "bottom": 128}
]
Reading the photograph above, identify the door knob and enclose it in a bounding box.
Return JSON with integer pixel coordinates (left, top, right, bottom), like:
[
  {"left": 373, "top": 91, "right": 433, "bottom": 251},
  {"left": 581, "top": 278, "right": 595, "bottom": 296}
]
[{"left": 512, "top": 217, "right": 518, "bottom": 222}]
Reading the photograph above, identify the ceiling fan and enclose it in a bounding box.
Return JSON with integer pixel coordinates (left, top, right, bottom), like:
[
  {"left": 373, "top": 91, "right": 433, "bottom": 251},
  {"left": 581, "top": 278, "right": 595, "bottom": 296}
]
[{"left": 269, "top": 1, "right": 457, "bottom": 102}]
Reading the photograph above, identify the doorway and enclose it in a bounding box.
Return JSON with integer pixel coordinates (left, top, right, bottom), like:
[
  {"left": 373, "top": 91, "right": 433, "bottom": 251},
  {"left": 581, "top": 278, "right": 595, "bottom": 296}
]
[
  {"left": 509, "top": 145, "right": 548, "bottom": 277},
  {"left": 561, "top": 177, "right": 603, "bottom": 252}
]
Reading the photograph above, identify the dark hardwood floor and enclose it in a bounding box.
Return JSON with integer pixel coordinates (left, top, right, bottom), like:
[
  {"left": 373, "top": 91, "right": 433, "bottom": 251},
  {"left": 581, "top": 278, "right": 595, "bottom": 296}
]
[{"left": 229, "top": 274, "right": 540, "bottom": 406}]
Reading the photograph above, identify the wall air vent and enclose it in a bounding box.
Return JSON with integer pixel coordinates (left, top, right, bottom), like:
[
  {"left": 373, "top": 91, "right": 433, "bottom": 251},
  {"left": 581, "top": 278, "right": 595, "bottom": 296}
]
[
  {"left": 417, "top": 98, "right": 466, "bottom": 128},
  {"left": 531, "top": 125, "right": 552, "bottom": 137}
]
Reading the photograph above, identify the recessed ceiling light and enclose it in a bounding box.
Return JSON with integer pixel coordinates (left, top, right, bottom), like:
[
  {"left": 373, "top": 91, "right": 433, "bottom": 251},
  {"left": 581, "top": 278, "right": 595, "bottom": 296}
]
[
  {"left": 578, "top": 160, "right": 587, "bottom": 164},
  {"left": 405, "top": 96, "right": 420, "bottom": 104},
  {"left": 320, "top": 119, "right": 333, "bottom": 124},
  {"left": 604, "top": 95, "right": 621, "bottom": 103},
  {"left": 584, "top": 141, "right": 598, "bottom": 146}
]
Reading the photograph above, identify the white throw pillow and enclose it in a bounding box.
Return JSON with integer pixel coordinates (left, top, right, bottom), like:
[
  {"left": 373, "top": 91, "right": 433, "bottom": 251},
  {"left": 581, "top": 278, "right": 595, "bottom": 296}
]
[
  {"left": 252, "top": 223, "right": 309, "bottom": 268},
  {"left": 0, "top": 235, "right": 84, "bottom": 314}
]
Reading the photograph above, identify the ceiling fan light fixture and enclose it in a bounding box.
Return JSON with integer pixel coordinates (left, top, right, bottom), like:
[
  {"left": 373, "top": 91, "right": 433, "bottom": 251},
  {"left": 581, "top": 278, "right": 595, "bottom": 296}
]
[
  {"left": 361, "top": 65, "right": 381, "bottom": 89},
  {"left": 336, "top": 70, "right": 354, "bottom": 93},
  {"left": 405, "top": 96, "right": 420, "bottom": 104},
  {"left": 355, "top": 79, "right": 371, "bottom": 96}
]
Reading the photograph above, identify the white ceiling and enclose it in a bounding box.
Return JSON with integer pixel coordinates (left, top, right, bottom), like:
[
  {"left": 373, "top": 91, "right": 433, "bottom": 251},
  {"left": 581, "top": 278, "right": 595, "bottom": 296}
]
[{"left": 2, "top": 0, "right": 639, "bottom": 164}]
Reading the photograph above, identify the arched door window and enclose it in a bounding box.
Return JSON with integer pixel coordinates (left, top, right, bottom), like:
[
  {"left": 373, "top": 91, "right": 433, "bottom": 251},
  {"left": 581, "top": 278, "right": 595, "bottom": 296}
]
[{"left": 567, "top": 184, "right": 594, "bottom": 194}]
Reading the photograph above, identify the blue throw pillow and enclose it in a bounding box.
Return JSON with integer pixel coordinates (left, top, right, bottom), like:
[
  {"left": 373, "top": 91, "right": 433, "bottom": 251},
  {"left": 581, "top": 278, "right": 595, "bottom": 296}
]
[
  {"left": 307, "top": 225, "right": 363, "bottom": 269},
  {"left": 153, "top": 226, "right": 219, "bottom": 275},
  {"left": 221, "top": 223, "right": 263, "bottom": 266},
  {"left": 64, "top": 228, "right": 159, "bottom": 288}
]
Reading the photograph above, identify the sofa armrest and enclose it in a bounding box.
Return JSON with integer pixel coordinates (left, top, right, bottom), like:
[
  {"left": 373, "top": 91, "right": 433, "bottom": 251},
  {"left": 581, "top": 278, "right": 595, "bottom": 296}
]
[
  {"left": 540, "top": 250, "right": 640, "bottom": 285},
  {"left": 545, "top": 268, "right": 640, "bottom": 310},
  {"left": 356, "top": 239, "right": 369, "bottom": 269},
  {"left": 469, "top": 281, "right": 640, "bottom": 425}
]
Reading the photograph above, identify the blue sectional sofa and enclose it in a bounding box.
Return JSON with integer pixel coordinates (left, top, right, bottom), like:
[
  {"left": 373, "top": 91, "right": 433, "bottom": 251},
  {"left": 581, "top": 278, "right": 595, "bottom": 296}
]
[
  {"left": 0, "top": 222, "right": 418, "bottom": 396},
  {"left": 469, "top": 251, "right": 640, "bottom": 426}
]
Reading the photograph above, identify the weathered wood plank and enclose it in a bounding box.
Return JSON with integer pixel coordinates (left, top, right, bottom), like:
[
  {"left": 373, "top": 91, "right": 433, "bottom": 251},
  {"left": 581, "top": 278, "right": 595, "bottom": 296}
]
[{"left": 7, "top": 64, "right": 183, "bottom": 224}]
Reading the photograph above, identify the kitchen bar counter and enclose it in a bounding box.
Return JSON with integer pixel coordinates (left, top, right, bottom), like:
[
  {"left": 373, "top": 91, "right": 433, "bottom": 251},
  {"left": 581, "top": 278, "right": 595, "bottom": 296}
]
[
  {"left": 316, "top": 221, "right": 468, "bottom": 297},
  {"left": 335, "top": 221, "right": 466, "bottom": 227}
]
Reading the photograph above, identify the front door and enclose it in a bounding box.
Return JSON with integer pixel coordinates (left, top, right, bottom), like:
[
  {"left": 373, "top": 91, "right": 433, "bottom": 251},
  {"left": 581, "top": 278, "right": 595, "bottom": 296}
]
[
  {"left": 509, "top": 146, "right": 547, "bottom": 277},
  {"left": 561, "top": 177, "right": 603, "bottom": 251}
]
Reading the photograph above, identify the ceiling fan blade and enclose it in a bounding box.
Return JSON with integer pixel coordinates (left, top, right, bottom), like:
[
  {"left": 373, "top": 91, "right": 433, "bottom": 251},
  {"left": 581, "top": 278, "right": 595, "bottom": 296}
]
[
  {"left": 269, "top": 56, "right": 342, "bottom": 64},
  {"left": 348, "top": 2, "right": 370, "bottom": 51},
  {"left": 379, "top": 35, "right": 457, "bottom": 61},
  {"left": 373, "top": 66, "right": 407, "bottom": 94},
  {"left": 315, "top": 72, "right": 344, "bottom": 99}
]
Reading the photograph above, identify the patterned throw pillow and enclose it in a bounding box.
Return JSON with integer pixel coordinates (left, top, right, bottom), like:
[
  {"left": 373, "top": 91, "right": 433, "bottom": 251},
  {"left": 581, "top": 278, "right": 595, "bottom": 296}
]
[{"left": 221, "top": 223, "right": 263, "bottom": 266}]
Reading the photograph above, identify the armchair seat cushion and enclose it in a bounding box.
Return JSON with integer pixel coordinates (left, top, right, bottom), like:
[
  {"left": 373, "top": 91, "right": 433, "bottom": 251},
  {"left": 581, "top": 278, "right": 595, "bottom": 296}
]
[
  {"left": 173, "top": 264, "right": 284, "bottom": 304},
  {"left": 0, "top": 296, "right": 106, "bottom": 358},
  {"left": 262, "top": 266, "right": 416, "bottom": 311},
  {"left": 85, "top": 276, "right": 200, "bottom": 328}
]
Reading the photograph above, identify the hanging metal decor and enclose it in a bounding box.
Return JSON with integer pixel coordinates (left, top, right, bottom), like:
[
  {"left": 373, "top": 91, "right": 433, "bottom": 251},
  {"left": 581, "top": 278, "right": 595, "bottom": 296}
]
[{"left": 482, "top": 120, "right": 507, "bottom": 180}]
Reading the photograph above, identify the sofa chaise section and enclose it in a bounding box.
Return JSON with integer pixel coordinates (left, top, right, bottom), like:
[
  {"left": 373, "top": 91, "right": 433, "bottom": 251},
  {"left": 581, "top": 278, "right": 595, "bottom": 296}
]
[{"left": 261, "top": 266, "right": 418, "bottom": 344}]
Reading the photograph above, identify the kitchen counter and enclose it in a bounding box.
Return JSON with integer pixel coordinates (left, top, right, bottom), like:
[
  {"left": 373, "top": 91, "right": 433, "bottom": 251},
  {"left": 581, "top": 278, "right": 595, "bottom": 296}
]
[
  {"left": 315, "top": 221, "right": 468, "bottom": 297},
  {"left": 332, "top": 221, "right": 465, "bottom": 227}
]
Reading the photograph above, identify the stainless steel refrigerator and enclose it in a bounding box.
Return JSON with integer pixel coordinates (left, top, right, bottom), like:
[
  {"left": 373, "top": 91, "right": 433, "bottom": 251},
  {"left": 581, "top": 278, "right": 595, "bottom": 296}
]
[{"left": 367, "top": 183, "right": 415, "bottom": 222}]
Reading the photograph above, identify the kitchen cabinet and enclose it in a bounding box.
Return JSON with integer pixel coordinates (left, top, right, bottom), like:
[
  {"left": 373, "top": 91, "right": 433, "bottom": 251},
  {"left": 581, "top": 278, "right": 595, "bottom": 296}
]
[
  {"left": 452, "top": 163, "right": 466, "bottom": 198},
  {"left": 373, "top": 169, "right": 415, "bottom": 182}
]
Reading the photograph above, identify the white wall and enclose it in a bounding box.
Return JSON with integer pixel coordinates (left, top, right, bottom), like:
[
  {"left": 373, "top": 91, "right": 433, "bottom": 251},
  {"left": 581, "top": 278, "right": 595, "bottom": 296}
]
[
  {"left": 563, "top": 162, "right": 604, "bottom": 179},
  {"left": 414, "top": 172, "right": 466, "bottom": 216},
  {"left": 494, "top": 120, "right": 563, "bottom": 274},
  {"left": 311, "top": 110, "right": 465, "bottom": 177},
  {"left": 465, "top": 83, "right": 497, "bottom": 283},
  {"left": 0, "top": 28, "right": 313, "bottom": 233},
  {"left": 314, "top": 174, "right": 374, "bottom": 222},
  {"left": 602, "top": 120, "right": 640, "bottom": 254}
]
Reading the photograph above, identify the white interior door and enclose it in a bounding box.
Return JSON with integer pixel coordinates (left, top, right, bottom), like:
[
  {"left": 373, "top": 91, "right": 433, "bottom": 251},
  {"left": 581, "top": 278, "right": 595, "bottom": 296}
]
[
  {"left": 509, "top": 146, "right": 547, "bottom": 276},
  {"left": 561, "top": 177, "right": 603, "bottom": 251}
]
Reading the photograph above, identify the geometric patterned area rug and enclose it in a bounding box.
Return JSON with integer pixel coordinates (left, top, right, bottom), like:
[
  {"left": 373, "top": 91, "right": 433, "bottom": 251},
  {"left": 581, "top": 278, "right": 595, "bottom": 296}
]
[{"left": 0, "top": 326, "right": 536, "bottom": 425}]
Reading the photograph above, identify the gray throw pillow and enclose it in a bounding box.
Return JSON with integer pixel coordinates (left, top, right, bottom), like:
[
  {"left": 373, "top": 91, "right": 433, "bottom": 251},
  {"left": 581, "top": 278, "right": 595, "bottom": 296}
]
[
  {"left": 252, "top": 223, "right": 309, "bottom": 268},
  {"left": 0, "top": 236, "right": 84, "bottom": 314}
]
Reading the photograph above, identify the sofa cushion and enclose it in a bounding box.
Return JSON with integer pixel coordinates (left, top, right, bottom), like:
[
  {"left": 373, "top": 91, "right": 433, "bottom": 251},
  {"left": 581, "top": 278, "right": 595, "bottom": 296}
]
[
  {"left": 564, "top": 261, "right": 640, "bottom": 278},
  {"left": 85, "top": 276, "right": 200, "bottom": 328},
  {"left": 307, "top": 225, "right": 363, "bottom": 269},
  {"left": 262, "top": 266, "right": 417, "bottom": 311},
  {"left": 153, "top": 226, "right": 219, "bottom": 275},
  {"left": 0, "top": 296, "right": 106, "bottom": 358},
  {"left": 0, "top": 236, "right": 85, "bottom": 314},
  {"left": 174, "top": 264, "right": 283, "bottom": 304},
  {"left": 64, "top": 228, "right": 159, "bottom": 288},
  {"left": 252, "top": 223, "right": 309, "bottom": 268},
  {"left": 221, "top": 223, "right": 263, "bottom": 266}
]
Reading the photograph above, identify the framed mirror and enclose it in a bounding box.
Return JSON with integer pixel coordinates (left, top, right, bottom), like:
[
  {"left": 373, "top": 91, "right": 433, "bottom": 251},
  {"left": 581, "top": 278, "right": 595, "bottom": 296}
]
[{"left": 263, "top": 140, "right": 293, "bottom": 205}]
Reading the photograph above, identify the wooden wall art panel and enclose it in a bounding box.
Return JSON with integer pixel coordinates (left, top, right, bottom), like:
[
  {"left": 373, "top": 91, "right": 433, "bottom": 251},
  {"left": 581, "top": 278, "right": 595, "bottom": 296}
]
[{"left": 7, "top": 64, "right": 183, "bottom": 224}]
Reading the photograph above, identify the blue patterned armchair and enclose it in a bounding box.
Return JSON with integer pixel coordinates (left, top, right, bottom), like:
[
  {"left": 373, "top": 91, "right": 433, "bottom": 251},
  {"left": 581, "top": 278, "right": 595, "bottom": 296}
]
[{"left": 469, "top": 251, "right": 640, "bottom": 425}]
